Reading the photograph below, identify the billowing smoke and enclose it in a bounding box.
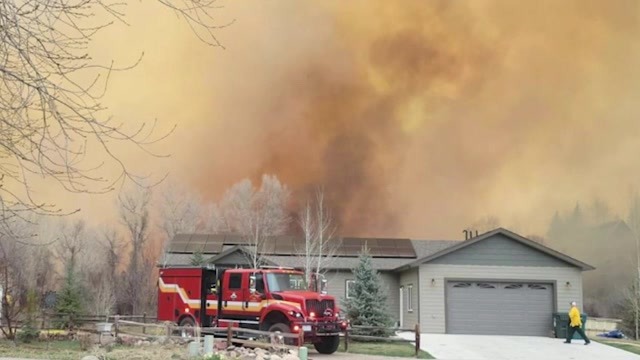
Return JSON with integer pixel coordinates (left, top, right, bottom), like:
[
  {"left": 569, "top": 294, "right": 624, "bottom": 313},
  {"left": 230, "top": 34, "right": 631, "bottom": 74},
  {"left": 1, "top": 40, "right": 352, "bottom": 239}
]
[{"left": 51, "top": 0, "right": 640, "bottom": 239}]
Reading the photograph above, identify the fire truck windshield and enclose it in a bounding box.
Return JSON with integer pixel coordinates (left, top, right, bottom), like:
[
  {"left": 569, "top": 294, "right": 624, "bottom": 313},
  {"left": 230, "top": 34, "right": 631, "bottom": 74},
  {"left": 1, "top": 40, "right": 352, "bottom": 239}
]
[{"left": 266, "top": 272, "right": 307, "bottom": 292}]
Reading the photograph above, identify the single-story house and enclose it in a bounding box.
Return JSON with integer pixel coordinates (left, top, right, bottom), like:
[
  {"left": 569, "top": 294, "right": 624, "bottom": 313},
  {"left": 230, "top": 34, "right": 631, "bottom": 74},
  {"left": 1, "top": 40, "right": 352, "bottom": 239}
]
[{"left": 161, "top": 227, "right": 594, "bottom": 336}]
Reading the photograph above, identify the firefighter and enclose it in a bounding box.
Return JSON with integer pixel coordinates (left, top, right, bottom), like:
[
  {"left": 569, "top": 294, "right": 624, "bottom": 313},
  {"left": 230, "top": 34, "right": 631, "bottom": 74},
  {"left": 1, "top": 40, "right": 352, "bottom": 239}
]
[{"left": 564, "top": 301, "right": 590, "bottom": 345}]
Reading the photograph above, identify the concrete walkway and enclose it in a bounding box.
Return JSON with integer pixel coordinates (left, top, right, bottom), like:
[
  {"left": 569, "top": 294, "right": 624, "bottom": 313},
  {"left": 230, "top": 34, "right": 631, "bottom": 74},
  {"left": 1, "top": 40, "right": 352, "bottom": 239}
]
[{"left": 398, "top": 332, "right": 640, "bottom": 360}]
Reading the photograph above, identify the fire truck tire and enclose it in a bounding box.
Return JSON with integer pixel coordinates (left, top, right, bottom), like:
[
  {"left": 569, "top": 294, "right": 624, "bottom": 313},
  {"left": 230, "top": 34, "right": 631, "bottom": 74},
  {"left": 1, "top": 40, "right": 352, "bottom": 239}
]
[
  {"left": 179, "top": 317, "right": 196, "bottom": 338},
  {"left": 314, "top": 335, "right": 340, "bottom": 354},
  {"left": 268, "top": 323, "right": 296, "bottom": 345}
]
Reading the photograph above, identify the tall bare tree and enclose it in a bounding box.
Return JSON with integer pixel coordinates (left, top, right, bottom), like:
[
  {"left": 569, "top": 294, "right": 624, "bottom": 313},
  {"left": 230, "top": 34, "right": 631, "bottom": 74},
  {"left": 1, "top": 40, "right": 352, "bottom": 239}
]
[
  {"left": 221, "top": 175, "right": 290, "bottom": 268},
  {"left": 118, "top": 185, "right": 154, "bottom": 314},
  {"left": 0, "top": 0, "right": 231, "bottom": 222},
  {"left": 627, "top": 191, "right": 640, "bottom": 339},
  {"left": 298, "top": 199, "right": 316, "bottom": 282},
  {"left": 55, "top": 220, "right": 87, "bottom": 274},
  {"left": 157, "top": 180, "right": 205, "bottom": 265},
  {"left": 296, "top": 188, "right": 339, "bottom": 281}
]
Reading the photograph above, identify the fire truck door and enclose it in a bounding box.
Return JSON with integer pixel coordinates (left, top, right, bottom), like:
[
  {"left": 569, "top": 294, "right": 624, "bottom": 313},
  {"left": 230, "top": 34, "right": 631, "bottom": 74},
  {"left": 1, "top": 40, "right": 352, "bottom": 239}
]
[
  {"left": 245, "top": 272, "right": 265, "bottom": 316},
  {"left": 223, "top": 272, "right": 244, "bottom": 315}
]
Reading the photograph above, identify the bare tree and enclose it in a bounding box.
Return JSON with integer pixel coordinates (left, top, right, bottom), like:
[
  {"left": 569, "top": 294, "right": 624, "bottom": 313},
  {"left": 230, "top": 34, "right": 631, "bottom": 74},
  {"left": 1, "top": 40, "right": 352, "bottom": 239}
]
[
  {"left": 157, "top": 181, "right": 204, "bottom": 266},
  {"left": 627, "top": 191, "right": 640, "bottom": 339},
  {"left": 204, "top": 203, "right": 227, "bottom": 234},
  {"left": 298, "top": 199, "right": 316, "bottom": 282},
  {"left": 0, "top": 216, "right": 35, "bottom": 339},
  {"left": 296, "top": 188, "right": 339, "bottom": 281},
  {"left": 55, "top": 220, "right": 87, "bottom": 274},
  {"left": 0, "top": 0, "right": 231, "bottom": 222},
  {"left": 100, "top": 227, "right": 125, "bottom": 285},
  {"left": 221, "top": 175, "right": 290, "bottom": 268},
  {"left": 118, "top": 185, "right": 153, "bottom": 314},
  {"left": 312, "top": 189, "right": 338, "bottom": 276}
]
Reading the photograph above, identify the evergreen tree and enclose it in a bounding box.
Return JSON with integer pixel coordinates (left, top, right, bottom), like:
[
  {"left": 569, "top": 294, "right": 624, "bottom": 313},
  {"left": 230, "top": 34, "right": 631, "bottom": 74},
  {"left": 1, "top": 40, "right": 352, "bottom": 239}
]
[
  {"left": 54, "top": 264, "right": 85, "bottom": 331},
  {"left": 190, "top": 250, "right": 206, "bottom": 266},
  {"left": 342, "top": 245, "right": 392, "bottom": 337},
  {"left": 18, "top": 290, "right": 40, "bottom": 343}
]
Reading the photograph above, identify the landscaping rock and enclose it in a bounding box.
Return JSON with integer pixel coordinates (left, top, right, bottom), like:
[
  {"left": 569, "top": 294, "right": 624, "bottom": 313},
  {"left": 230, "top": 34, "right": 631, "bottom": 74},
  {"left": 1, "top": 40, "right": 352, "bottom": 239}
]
[{"left": 194, "top": 345, "right": 298, "bottom": 360}]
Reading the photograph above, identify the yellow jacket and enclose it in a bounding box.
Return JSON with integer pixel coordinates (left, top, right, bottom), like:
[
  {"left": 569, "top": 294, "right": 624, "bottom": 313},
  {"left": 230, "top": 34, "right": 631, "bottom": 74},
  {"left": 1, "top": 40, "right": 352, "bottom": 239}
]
[{"left": 569, "top": 307, "right": 582, "bottom": 327}]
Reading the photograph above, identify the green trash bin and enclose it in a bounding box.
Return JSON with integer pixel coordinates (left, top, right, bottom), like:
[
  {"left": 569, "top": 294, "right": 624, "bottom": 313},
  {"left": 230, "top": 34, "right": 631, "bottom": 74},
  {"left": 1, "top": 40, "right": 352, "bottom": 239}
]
[{"left": 553, "top": 313, "right": 588, "bottom": 339}]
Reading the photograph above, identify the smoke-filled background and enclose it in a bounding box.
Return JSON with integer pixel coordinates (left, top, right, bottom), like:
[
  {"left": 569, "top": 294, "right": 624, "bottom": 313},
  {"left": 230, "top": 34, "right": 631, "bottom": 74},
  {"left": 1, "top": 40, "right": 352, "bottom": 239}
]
[{"left": 38, "top": 0, "right": 640, "bottom": 239}]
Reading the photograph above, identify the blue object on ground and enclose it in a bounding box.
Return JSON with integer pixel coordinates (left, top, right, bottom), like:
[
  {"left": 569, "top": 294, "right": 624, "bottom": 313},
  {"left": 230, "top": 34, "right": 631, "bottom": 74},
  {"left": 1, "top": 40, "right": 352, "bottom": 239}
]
[{"left": 597, "top": 329, "right": 625, "bottom": 339}]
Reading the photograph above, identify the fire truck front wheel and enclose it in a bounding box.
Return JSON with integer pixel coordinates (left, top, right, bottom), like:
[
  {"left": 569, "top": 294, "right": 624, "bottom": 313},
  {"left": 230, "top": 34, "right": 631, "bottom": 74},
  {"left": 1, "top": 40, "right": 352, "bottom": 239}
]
[
  {"left": 314, "top": 335, "right": 340, "bottom": 354},
  {"left": 179, "top": 317, "right": 196, "bottom": 338},
  {"left": 268, "top": 323, "right": 296, "bottom": 345}
]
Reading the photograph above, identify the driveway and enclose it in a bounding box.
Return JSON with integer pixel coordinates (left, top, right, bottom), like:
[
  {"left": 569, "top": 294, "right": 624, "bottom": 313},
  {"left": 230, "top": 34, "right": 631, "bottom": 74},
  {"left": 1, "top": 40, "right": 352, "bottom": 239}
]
[{"left": 398, "top": 333, "right": 640, "bottom": 360}]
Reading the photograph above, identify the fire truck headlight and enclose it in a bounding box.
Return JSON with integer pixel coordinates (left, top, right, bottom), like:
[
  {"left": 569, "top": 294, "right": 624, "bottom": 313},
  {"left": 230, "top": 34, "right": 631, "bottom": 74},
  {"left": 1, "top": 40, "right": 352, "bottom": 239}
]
[
  {"left": 288, "top": 310, "right": 302, "bottom": 318},
  {"left": 309, "top": 311, "right": 315, "bottom": 318}
]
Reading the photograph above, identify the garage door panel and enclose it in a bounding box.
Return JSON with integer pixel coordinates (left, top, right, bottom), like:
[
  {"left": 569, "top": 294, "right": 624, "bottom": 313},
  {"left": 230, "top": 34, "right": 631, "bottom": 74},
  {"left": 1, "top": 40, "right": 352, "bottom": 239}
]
[{"left": 446, "top": 281, "right": 553, "bottom": 336}]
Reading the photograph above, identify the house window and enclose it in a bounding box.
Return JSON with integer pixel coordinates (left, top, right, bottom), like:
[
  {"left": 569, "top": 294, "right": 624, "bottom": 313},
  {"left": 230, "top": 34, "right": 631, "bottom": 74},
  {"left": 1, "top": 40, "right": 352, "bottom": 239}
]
[
  {"left": 346, "top": 280, "right": 355, "bottom": 299},
  {"left": 476, "top": 283, "right": 496, "bottom": 289},
  {"left": 452, "top": 282, "right": 472, "bottom": 288},
  {"left": 528, "top": 284, "right": 548, "bottom": 290},
  {"left": 505, "top": 284, "right": 523, "bottom": 289},
  {"left": 407, "top": 285, "right": 413, "bottom": 312},
  {"left": 229, "top": 274, "right": 242, "bottom": 289}
]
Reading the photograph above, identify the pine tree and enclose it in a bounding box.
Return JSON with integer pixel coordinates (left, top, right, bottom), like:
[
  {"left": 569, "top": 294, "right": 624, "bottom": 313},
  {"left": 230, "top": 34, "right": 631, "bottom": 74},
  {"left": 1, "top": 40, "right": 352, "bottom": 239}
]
[
  {"left": 343, "top": 245, "right": 392, "bottom": 337},
  {"left": 54, "top": 264, "right": 85, "bottom": 331},
  {"left": 18, "top": 290, "right": 40, "bottom": 343},
  {"left": 191, "top": 250, "right": 206, "bottom": 266}
]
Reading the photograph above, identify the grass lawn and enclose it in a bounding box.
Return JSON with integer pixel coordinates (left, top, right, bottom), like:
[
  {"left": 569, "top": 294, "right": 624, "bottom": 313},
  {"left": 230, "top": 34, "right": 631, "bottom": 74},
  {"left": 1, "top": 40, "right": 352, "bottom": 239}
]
[
  {"left": 0, "top": 339, "right": 83, "bottom": 360},
  {"left": 337, "top": 340, "right": 435, "bottom": 359},
  {"left": 598, "top": 340, "right": 640, "bottom": 355}
]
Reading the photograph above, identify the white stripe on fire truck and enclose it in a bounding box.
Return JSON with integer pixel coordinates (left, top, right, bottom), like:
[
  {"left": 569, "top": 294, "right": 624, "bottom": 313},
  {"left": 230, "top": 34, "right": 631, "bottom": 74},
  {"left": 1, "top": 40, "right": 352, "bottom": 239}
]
[{"left": 158, "top": 278, "right": 200, "bottom": 306}]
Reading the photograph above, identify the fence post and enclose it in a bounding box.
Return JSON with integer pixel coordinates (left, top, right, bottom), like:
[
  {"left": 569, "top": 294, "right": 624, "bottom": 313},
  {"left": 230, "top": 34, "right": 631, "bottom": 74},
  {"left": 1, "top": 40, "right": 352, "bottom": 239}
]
[
  {"left": 114, "top": 315, "right": 120, "bottom": 338},
  {"left": 227, "top": 325, "right": 233, "bottom": 346},
  {"left": 299, "top": 329, "right": 304, "bottom": 347},
  {"left": 142, "top": 313, "right": 147, "bottom": 334},
  {"left": 415, "top": 323, "right": 420, "bottom": 358},
  {"left": 166, "top": 323, "right": 172, "bottom": 338},
  {"left": 344, "top": 328, "right": 349, "bottom": 352}
]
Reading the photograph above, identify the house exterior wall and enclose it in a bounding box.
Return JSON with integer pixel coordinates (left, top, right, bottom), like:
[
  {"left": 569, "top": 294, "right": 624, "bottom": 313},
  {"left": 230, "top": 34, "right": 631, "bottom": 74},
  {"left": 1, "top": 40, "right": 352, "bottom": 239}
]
[
  {"left": 324, "top": 270, "right": 400, "bottom": 323},
  {"left": 399, "top": 268, "right": 419, "bottom": 328},
  {"left": 430, "top": 234, "right": 573, "bottom": 267},
  {"left": 418, "top": 264, "right": 583, "bottom": 333}
]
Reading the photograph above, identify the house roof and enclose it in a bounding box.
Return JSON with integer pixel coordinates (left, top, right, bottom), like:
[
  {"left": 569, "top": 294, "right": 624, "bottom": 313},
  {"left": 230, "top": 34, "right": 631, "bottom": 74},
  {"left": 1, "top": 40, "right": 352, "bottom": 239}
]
[
  {"left": 394, "top": 227, "right": 595, "bottom": 271},
  {"left": 160, "top": 228, "right": 593, "bottom": 272}
]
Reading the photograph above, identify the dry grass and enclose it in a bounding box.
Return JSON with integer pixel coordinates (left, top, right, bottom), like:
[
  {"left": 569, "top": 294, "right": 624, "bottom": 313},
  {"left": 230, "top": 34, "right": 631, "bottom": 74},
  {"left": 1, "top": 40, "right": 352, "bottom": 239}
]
[{"left": 0, "top": 339, "right": 188, "bottom": 360}]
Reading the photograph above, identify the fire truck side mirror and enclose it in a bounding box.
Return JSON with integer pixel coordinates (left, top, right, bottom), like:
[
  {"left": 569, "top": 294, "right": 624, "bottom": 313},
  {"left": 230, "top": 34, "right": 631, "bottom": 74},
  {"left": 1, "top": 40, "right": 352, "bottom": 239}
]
[{"left": 249, "top": 275, "right": 256, "bottom": 294}]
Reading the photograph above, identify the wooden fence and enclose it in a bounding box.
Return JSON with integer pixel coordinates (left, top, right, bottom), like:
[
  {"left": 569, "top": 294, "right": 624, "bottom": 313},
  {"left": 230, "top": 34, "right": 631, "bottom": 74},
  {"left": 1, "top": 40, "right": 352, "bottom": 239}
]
[
  {"left": 12, "top": 313, "right": 423, "bottom": 357},
  {"left": 345, "top": 324, "right": 421, "bottom": 357}
]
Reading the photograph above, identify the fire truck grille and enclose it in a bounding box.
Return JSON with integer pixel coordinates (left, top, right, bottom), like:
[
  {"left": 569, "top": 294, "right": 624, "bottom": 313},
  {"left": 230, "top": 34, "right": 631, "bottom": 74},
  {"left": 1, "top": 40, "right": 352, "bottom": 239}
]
[{"left": 306, "top": 299, "right": 334, "bottom": 316}]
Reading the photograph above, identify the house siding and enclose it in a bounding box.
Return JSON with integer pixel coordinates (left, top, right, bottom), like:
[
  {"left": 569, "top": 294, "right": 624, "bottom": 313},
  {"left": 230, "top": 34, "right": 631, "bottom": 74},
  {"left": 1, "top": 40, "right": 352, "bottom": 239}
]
[
  {"left": 399, "top": 268, "right": 419, "bottom": 328},
  {"left": 418, "top": 264, "right": 583, "bottom": 333},
  {"left": 325, "top": 270, "right": 400, "bottom": 323},
  {"left": 430, "top": 234, "right": 572, "bottom": 267}
]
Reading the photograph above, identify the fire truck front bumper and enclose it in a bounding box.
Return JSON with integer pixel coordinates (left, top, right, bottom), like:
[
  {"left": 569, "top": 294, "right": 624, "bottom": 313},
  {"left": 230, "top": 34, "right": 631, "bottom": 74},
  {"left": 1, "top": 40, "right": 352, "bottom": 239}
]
[{"left": 297, "top": 320, "right": 346, "bottom": 336}]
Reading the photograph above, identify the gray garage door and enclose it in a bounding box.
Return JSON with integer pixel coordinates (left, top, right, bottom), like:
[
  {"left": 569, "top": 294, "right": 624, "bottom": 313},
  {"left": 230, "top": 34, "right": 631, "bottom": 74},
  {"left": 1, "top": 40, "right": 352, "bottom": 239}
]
[{"left": 446, "top": 281, "right": 554, "bottom": 336}]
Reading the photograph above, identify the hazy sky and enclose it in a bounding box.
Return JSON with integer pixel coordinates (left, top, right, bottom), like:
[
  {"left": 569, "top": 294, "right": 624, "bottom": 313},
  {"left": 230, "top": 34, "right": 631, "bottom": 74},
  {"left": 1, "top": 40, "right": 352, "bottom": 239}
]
[{"left": 34, "top": 0, "right": 640, "bottom": 239}]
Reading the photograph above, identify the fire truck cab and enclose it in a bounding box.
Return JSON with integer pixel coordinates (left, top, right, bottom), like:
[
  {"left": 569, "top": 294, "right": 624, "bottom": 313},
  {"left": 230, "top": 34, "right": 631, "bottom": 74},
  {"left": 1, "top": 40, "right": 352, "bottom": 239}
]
[{"left": 157, "top": 265, "right": 346, "bottom": 354}]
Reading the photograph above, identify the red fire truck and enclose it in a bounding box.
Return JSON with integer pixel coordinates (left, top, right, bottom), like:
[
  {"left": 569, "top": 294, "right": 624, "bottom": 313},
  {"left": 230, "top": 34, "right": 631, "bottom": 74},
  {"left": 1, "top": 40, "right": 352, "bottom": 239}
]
[{"left": 157, "top": 265, "right": 347, "bottom": 354}]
